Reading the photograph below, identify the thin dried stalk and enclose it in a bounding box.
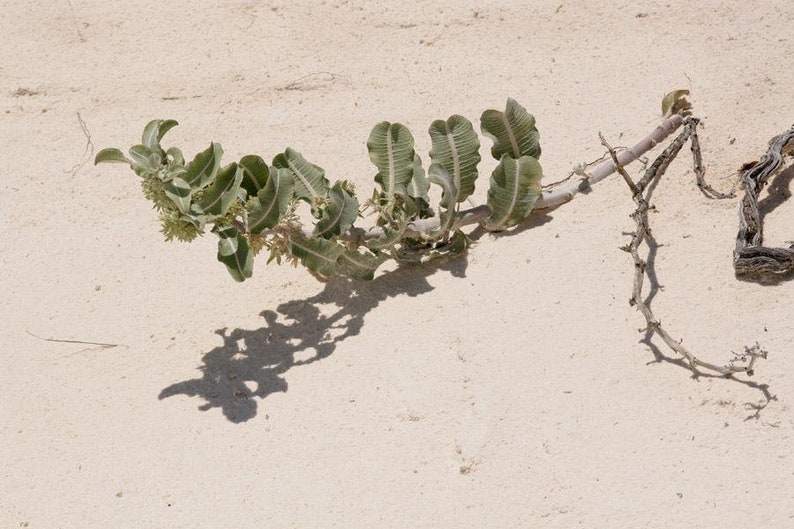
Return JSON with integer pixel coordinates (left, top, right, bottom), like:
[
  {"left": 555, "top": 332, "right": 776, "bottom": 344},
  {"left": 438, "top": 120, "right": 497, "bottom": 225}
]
[{"left": 605, "top": 116, "right": 766, "bottom": 377}]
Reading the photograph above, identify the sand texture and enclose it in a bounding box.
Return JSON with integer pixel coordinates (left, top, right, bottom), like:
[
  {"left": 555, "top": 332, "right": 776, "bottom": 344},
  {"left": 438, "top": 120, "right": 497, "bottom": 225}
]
[{"left": 2, "top": 1, "right": 794, "bottom": 527}]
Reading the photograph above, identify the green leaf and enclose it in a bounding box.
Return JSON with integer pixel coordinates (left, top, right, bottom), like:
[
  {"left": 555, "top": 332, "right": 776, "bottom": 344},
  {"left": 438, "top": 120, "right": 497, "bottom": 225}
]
[
  {"left": 157, "top": 120, "right": 179, "bottom": 142},
  {"left": 365, "top": 221, "right": 408, "bottom": 250},
  {"left": 337, "top": 248, "right": 388, "bottom": 280},
  {"left": 184, "top": 143, "right": 223, "bottom": 190},
  {"left": 141, "top": 119, "right": 179, "bottom": 153},
  {"left": 239, "top": 155, "right": 270, "bottom": 196},
  {"left": 314, "top": 181, "right": 360, "bottom": 238},
  {"left": 163, "top": 177, "right": 192, "bottom": 214},
  {"left": 197, "top": 163, "right": 243, "bottom": 216},
  {"left": 247, "top": 167, "right": 295, "bottom": 233},
  {"left": 661, "top": 89, "right": 691, "bottom": 117},
  {"left": 428, "top": 115, "right": 481, "bottom": 203},
  {"left": 395, "top": 229, "right": 469, "bottom": 263},
  {"left": 407, "top": 153, "right": 432, "bottom": 217},
  {"left": 94, "top": 148, "right": 130, "bottom": 165},
  {"left": 273, "top": 148, "right": 329, "bottom": 208},
  {"left": 166, "top": 147, "right": 185, "bottom": 166},
  {"left": 216, "top": 227, "right": 253, "bottom": 282},
  {"left": 485, "top": 155, "right": 543, "bottom": 231},
  {"left": 288, "top": 234, "right": 344, "bottom": 278},
  {"left": 367, "top": 122, "right": 416, "bottom": 201},
  {"left": 428, "top": 164, "right": 458, "bottom": 235},
  {"left": 481, "top": 98, "right": 541, "bottom": 160},
  {"left": 128, "top": 144, "right": 158, "bottom": 176}
]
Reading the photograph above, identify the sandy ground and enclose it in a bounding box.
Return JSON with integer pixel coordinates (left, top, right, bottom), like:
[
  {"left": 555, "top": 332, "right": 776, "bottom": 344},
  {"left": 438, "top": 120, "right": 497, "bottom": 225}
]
[{"left": 2, "top": 0, "right": 794, "bottom": 527}]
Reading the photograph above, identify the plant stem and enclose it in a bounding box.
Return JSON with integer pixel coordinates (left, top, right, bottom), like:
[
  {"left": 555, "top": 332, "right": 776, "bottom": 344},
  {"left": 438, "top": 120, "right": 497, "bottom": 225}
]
[
  {"left": 604, "top": 117, "right": 765, "bottom": 377},
  {"left": 734, "top": 125, "right": 794, "bottom": 278},
  {"left": 397, "top": 113, "right": 685, "bottom": 238},
  {"left": 534, "top": 113, "right": 684, "bottom": 210},
  {"left": 286, "top": 113, "right": 687, "bottom": 242}
]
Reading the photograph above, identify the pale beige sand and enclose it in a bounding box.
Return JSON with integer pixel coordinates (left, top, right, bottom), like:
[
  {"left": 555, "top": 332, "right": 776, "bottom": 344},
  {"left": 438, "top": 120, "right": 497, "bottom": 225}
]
[{"left": 2, "top": 1, "right": 794, "bottom": 527}]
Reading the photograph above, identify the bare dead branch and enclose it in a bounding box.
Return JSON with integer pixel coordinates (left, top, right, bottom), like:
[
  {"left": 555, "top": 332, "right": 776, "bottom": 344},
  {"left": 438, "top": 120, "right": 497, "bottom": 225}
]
[
  {"left": 734, "top": 125, "right": 794, "bottom": 278},
  {"left": 67, "top": 112, "right": 94, "bottom": 177},
  {"left": 604, "top": 117, "right": 766, "bottom": 377}
]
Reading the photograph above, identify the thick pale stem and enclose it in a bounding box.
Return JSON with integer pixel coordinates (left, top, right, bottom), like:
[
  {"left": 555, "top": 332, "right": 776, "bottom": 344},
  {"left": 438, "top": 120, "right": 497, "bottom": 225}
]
[
  {"left": 291, "top": 114, "right": 686, "bottom": 242},
  {"left": 534, "top": 113, "right": 683, "bottom": 210}
]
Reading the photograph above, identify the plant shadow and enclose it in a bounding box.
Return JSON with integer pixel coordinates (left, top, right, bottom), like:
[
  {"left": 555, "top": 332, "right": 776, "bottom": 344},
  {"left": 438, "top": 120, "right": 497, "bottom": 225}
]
[{"left": 159, "top": 257, "right": 466, "bottom": 422}]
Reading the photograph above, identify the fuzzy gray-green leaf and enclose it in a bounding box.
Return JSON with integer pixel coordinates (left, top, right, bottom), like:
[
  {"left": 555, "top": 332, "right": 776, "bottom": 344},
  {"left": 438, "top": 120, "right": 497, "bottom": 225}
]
[
  {"left": 128, "top": 144, "right": 158, "bottom": 176},
  {"left": 141, "top": 119, "right": 179, "bottom": 153},
  {"left": 428, "top": 115, "right": 481, "bottom": 203},
  {"left": 337, "top": 248, "right": 388, "bottom": 280},
  {"left": 407, "top": 153, "right": 432, "bottom": 216},
  {"left": 366, "top": 222, "right": 407, "bottom": 250},
  {"left": 288, "top": 234, "right": 344, "bottom": 278},
  {"left": 485, "top": 154, "right": 543, "bottom": 231},
  {"left": 367, "top": 122, "right": 416, "bottom": 201},
  {"left": 94, "top": 148, "right": 130, "bottom": 165},
  {"left": 428, "top": 163, "right": 458, "bottom": 235},
  {"left": 216, "top": 227, "right": 253, "bottom": 282},
  {"left": 239, "top": 155, "right": 270, "bottom": 196},
  {"left": 273, "top": 148, "right": 329, "bottom": 207},
  {"left": 247, "top": 167, "right": 294, "bottom": 234},
  {"left": 198, "top": 163, "right": 243, "bottom": 216},
  {"left": 184, "top": 143, "right": 223, "bottom": 190},
  {"left": 314, "top": 181, "right": 359, "bottom": 238},
  {"left": 164, "top": 177, "right": 193, "bottom": 214},
  {"left": 481, "top": 98, "right": 541, "bottom": 160},
  {"left": 166, "top": 147, "right": 185, "bottom": 166}
]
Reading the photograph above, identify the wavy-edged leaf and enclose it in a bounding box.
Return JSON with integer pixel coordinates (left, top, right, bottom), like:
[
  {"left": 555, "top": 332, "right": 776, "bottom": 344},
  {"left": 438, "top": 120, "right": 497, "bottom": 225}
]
[
  {"left": 166, "top": 147, "right": 184, "bottom": 166},
  {"left": 288, "top": 234, "right": 343, "bottom": 278},
  {"left": 247, "top": 167, "right": 294, "bottom": 234},
  {"left": 94, "top": 148, "right": 130, "bottom": 165},
  {"left": 367, "top": 122, "right": 416, "bottom": 201},
  {"left": 395, "top": 229, "right": 469, "bottom": 263},
  {"left": 198, "top": 163, "right": 243, "bottom": 216},
  {"left": 428, "top": 115, "right": 481, "bottom": 203},
  {"left": 142, "top": 119, "right": 178, "bottom": 153},
  {"left": 481, "top": 98, "right": 541, "bottom": 160},
  {"left": 164, "top": 177, "right": 192, "bottom": 214},
  {"left": 314, "top": 181, "right": 359, "bottom": 238},
  {"left": 239, "top": 155, "right": 270, "bottom": 196},
  {"left": 128, "top": 144, "right": 159, "bottom": 176},
  {"left": 407, "top": 154, "right": 432, "bottom": 217},
  {"left": 485, "top": 154, "right": 543, "bottom": 231},
  {"left": 273, "top": 148, "right": 329, "bottom": 207},
  {"left": 184, "top": 143, "right": 223, "bottom": 190},
  {"left": 337, "top": 248, "right": 388, "bottom": 280},
  {"left": 216, "top": 226, "right": 253, "bottom": 282},
  {"left": 157, "top": 120, "right": 179, "bottom": 142},
  {"left": 428, "top": 163, "right": 458, "bottom": 235},
  {"left": 366, "top": 222, "right": 407, "bottom": 251}
]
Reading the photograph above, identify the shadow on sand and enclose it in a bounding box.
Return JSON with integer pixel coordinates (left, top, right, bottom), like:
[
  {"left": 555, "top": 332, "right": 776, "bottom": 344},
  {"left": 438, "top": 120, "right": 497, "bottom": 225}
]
[{"left": 159, "top": 259, "right": 467, "bottom": 422}]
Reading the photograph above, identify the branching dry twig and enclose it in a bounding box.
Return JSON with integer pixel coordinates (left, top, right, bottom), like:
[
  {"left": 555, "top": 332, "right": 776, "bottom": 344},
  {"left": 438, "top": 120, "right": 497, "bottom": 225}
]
[
  {"left": 67, "top": 112, "right": 94, "bottom": 177},
  {"left": 604, "top": 116, "right": 766, "bottom": 377}
]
